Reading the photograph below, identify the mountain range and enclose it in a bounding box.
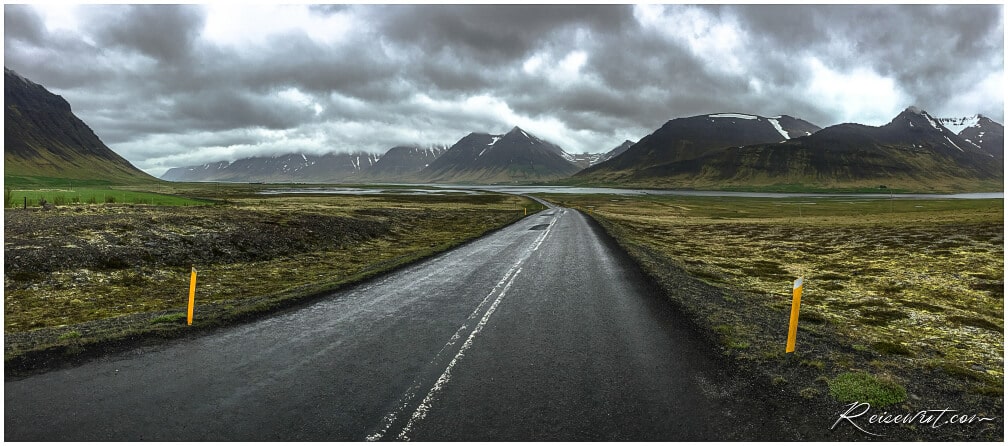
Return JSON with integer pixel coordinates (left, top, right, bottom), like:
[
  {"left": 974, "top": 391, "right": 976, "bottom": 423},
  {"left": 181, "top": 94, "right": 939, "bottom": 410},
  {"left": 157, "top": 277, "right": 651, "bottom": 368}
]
[
  {"left": 163, "top": 127, "right": 611, "bottom": 184},
  {"left": 571, "top": 108, "right": 1003, "bottom": 191},
  {"left": 4, "top": 68, "right": 1002, "bottom": 191},
  {"left": 161, "top": 146, "right": 449, "bottom": 183},
  {"left": 4, "top": 68, "right": 153, "bottom": 185}
]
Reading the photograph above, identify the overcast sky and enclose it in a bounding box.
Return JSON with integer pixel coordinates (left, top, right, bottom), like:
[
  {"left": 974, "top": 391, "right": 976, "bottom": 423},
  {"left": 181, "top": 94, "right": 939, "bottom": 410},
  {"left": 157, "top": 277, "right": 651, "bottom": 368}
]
[{"left": 5, "top": 4, "right": 1004, "bottom": 176}]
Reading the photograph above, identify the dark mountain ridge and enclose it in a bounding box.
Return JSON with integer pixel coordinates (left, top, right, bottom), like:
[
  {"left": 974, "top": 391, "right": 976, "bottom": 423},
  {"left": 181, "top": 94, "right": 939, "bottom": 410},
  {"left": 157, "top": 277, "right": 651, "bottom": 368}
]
[
  {"left": 578, "top": 113, "right": 822, "bottom": 180},
  {"left": 363, "top": 144, "right": 447, "bottom": 180},
  {"left": 420, "top": 126, "right": 579, "bottom": 183},
  {"left": 633, "top": 107, "right": 1002, "bottom": 191},
  {"left": 957, "top": 115, "right": 1003, "bottom": 161},
  {"left": 4, "top": 67, "right": 153, "bottom": 184}
]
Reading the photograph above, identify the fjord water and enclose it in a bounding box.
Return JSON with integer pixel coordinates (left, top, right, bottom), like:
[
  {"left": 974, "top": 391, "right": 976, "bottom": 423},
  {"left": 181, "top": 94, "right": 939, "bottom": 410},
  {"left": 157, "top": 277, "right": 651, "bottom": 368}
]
[{"left": 261, "top": 184, "right": 1003, "bottom": 200}]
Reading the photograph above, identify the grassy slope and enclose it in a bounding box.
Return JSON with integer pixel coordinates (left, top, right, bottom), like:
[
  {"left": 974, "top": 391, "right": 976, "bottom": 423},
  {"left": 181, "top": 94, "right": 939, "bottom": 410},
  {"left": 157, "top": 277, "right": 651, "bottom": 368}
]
[
  {"left": 4, "top": 156, "right": 155, "bottom": 186},
  {"left": 544, "top": 193, "right": 1003, "bottom": 440},
  {"left": 5, "top": 189, "right": 536, "bottom": 373},
  {"left": 423, "top": 165, "right": 575, "bottom": 184}
]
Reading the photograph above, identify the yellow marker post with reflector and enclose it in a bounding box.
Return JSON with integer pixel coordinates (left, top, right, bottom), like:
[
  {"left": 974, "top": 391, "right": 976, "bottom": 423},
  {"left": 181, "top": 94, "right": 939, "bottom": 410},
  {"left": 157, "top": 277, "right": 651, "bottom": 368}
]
[
  {"left": 786, "top": 277, "right": 803, "bottom": 353},
  {"left": 187, "top": 267, "right": 197, "bottom": 326}
]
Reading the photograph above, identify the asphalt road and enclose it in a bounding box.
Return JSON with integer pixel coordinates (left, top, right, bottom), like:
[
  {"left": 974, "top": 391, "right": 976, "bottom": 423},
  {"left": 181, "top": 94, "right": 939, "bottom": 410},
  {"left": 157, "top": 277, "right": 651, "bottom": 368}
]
[{"left": 5, "top": 200, "right": 805, "bottom": 441}]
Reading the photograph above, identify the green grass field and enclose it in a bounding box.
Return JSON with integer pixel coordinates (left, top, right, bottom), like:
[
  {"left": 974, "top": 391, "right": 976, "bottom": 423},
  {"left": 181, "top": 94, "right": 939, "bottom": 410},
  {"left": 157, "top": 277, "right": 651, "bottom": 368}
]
[{"left": 5, "top": 187, "right": 210, "bottom": 207}]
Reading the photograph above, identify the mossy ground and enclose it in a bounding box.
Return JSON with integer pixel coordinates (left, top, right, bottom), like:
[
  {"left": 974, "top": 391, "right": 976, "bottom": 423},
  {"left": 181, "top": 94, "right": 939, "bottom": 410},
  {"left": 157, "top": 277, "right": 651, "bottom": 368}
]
[
  {"left": 545, "top": 193, "right": 1002, "bottom": 438},
  {"left": 5, "top": 190, "right": 535, "bottom": 366}
]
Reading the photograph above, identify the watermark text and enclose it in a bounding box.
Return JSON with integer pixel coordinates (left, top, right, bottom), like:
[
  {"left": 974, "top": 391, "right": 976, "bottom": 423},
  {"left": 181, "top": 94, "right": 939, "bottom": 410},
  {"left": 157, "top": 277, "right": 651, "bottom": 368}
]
[{"left": 831, "top": 402, "right": 997, "bottom": 436}]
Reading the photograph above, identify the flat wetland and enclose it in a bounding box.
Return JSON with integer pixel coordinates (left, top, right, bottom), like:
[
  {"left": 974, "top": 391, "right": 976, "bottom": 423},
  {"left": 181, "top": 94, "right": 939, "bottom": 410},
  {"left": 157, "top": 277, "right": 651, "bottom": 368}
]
[
  {"left": 543, "top": 193, "right": 1003, "bottom": 439},
  {"left": 4, "top": 186, "right": 534, "bottom": 370}
]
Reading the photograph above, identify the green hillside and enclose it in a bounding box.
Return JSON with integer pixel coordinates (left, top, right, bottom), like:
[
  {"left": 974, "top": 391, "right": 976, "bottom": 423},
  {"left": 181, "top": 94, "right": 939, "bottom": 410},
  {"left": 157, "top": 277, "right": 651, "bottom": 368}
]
[{"left": 4, "top": 68, "right": 155, "bottom": 187}]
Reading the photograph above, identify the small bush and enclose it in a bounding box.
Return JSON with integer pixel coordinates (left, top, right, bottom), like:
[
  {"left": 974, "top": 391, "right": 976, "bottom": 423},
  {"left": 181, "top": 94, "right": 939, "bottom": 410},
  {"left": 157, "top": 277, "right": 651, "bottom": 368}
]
[
  {"left": 105, "top": 195, "right": 117, "bottom": 204},
  {"left": 828, "top": 372, "right": 907, "bottom": 407}
]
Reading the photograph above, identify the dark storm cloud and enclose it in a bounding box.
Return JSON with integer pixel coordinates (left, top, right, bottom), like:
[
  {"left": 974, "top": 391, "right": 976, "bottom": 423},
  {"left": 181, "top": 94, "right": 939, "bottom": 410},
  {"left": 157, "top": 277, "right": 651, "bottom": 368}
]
[
  {"left": 371, "top": 4, "right": 634, "bottom": 64},
  {"left": 84, "top": 5, "right": 205, "bottom": 64},
  {"left": 234, "top": 35, "right": 401, "bottom": 101},
  {"left": 171, "top": 90, "right": 317, "bottom": 131},
  {"left": 3, "top": 4, "right": 1002, "bottom": 175},
  {"left": 4, "top": 5, "right": 46, "bottom": 44}
]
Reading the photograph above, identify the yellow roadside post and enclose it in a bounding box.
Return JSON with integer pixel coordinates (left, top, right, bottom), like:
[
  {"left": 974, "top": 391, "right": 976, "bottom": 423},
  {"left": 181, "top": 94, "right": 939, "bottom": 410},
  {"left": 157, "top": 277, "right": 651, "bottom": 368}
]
[
  {"left": 524, "top": 207, "right": 527, "bottom": 216},
  {"left": 786, "top": 277, "right": 804, "bottom": 353},
  {"left": 187, "top": 267, "right": 197, "bottom": 326}
]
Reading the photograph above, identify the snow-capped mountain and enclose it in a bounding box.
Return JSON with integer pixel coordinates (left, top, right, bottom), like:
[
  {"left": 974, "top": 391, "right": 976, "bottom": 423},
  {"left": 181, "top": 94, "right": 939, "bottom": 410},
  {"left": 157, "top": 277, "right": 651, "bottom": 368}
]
[
  {"left": 957, "top": 115, "right": 1003, "bottom": 160},
  {"left": 937, "top": 115, "right": 981, "bottom": 134},
  {"left": 561, "top": 140, "right": 637, "bottom": 169},
  {"left": 420, "top": 126, "right": 579, "bottom": 183},
  {"left": 363, "top": 144, "right": 448, "bottom": 180},
  {"left": 561, "top": 152, "right": 601, "bottom": 169},
  {"left": 577, "top": 112, "right": 822, "bottom": 179},
  {"left": 163, "top": 151, "right": 381, "bottom": 183},
  {"left": 570, "top": 107, "right": 1001, "bottom": 191}
]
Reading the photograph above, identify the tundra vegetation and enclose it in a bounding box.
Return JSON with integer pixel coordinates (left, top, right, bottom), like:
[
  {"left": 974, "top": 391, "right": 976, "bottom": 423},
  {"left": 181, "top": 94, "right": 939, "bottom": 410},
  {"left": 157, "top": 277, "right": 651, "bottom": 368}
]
[
  {"left": 5, "top": 183, "right": 535, "bottom": 369},
  {"left": 544, "top": 193, "right": 1002, "bottom": 437}
]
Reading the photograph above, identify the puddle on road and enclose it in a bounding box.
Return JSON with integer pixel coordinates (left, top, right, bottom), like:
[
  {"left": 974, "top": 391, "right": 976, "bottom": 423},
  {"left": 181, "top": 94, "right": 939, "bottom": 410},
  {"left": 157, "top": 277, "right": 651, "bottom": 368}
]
[{"left": 528, "top": 224, "right": 550, "bottom": 231}]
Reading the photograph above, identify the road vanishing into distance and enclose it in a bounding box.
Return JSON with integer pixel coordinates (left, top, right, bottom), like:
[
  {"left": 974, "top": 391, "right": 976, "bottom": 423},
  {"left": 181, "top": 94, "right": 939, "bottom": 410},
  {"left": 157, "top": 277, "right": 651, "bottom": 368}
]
[{"left": 6, "top": 199, "right": 817, "bottom": 441}]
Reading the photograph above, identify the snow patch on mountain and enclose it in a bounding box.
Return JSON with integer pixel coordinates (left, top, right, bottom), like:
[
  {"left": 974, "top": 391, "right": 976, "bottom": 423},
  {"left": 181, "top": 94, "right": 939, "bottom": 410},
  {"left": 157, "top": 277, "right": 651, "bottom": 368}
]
[
  {"left": 710, "top": 113, "right": 757, "bottom": 120},
  {"left": 938, "top": 115, "right": 980, "bottom": 134},
  {"left": 767, "top": 118, "right": 789, "bottom": 141},
  {"left": 944, "top": 135, "right": 964, "bottom": 152}
]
